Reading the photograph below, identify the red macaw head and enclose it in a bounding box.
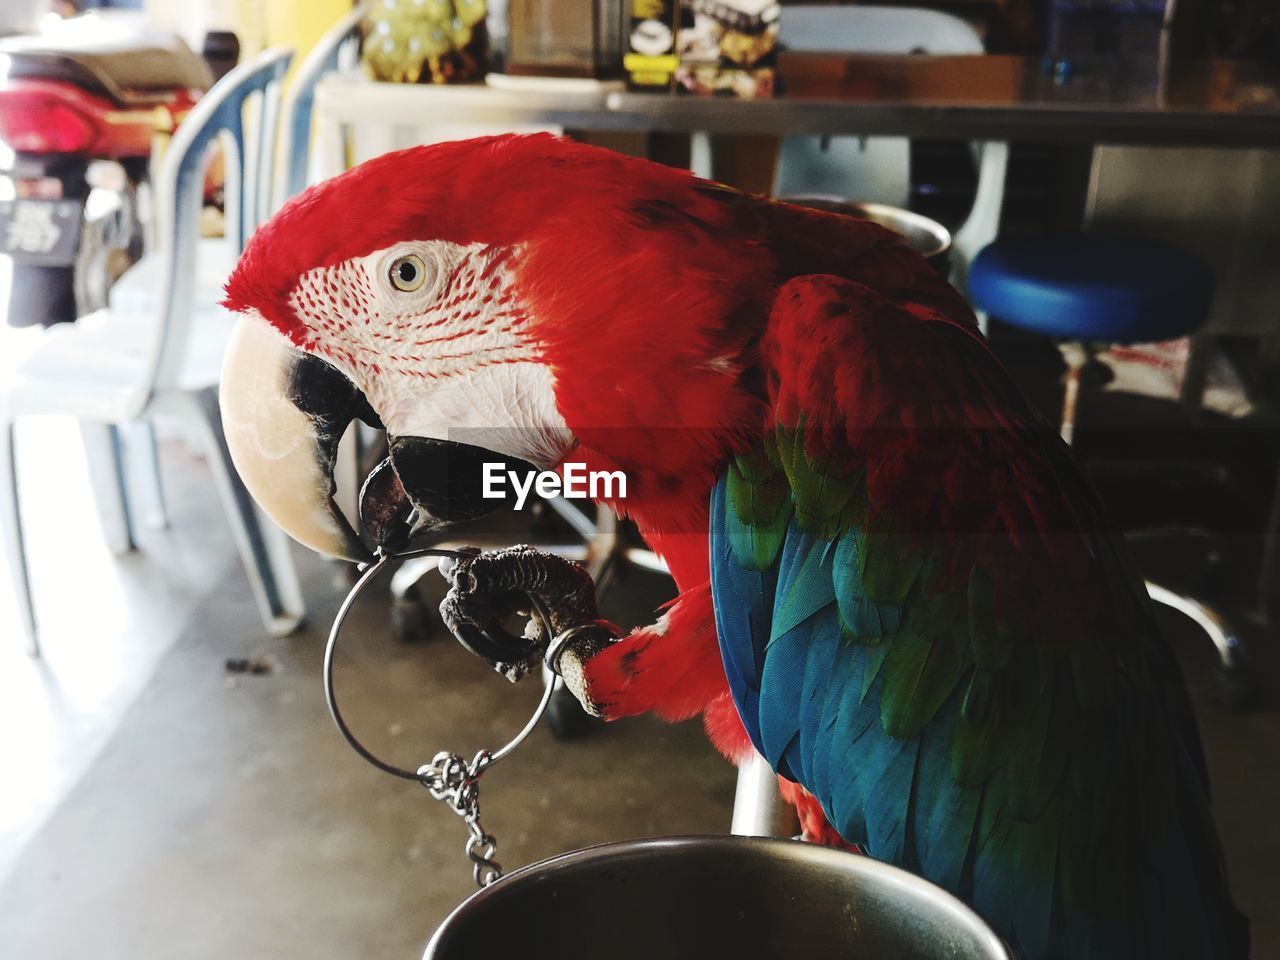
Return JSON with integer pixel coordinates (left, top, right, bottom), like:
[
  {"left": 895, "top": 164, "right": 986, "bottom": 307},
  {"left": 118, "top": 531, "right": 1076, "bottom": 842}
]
[{"left": 219, "top": 134, "right": 771, "bottom": 560}]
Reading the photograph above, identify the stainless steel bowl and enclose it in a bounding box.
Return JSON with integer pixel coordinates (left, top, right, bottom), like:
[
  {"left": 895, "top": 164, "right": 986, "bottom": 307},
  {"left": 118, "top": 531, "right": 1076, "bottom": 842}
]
[
  {"left": 786, "top": 195, "right": 953, "bottom": 268},
  {"left": 424, "top": 836, "right": 1010, "bottom": 960}
]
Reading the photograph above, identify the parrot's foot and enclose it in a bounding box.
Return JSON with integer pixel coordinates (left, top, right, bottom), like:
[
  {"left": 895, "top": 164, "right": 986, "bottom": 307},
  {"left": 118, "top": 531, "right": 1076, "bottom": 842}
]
[
  {"left": 778, "top": 778, "right": 864, "bottom": 852},
  {"left": 439, "top": 545, "right": 620, "bottom": 696}
]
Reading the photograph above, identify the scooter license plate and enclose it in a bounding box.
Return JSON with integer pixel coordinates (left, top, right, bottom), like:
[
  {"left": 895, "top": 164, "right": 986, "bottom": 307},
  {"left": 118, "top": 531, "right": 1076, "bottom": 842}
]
[{"left": 0, "top": 199, "right": 82, "bottom": 266}]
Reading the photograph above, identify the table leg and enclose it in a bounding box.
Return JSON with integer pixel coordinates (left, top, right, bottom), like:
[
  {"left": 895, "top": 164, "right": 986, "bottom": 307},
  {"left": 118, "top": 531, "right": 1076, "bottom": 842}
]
[
  {"left": 313, "top": 109, "right": 349, "bottom": 180},
  {"left": 1179, "top": 333, "right": 1213, "bottom": 409},
  {"left": 690, "top": 131, "right": 713, "bottom": 180}
]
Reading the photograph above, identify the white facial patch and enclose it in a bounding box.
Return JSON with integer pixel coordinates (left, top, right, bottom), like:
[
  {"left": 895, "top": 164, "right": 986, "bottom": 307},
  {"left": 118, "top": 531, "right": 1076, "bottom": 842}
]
[
  {"left": 287, "top": 240, "right": 575, "bottom": 467},
  {"left": 389, "top": 361, "right": 576, "bottom": 468}
]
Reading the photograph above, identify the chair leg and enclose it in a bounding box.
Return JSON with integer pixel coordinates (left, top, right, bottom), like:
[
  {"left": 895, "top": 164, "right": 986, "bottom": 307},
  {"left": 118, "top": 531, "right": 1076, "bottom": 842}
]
[
  {"left": 1257, "top": 463, "right": 1280, "bottom": 626},
  {"left": 1179, "top": 333, "right": 1213, "bottom": 410},
  {"left": 1145, "top": 580, "right": 1257, "bottom": 709},
  {"left": 0, "top": 417, "right": 38, "bottom": 656},
  {"left": 181, "top": 389, "right": 305, "bottom": 637},
  {"left": 1057, "top": 342, "right": 1088, "bottom": 447},
  {"left": 545, "top": 494, "right": 599, "bottom": 541},
  {"left": 128, "top": 421, "right": 169, "bottom": 529},
  {"left": 731, "top": 751, "right": 791, "bottom": 837},
  {"left": 79, "top": 422, "right": 135, "bottom": 555},
  {"left": 949, "top": 139, "right": 1009, "bottom": 298}
]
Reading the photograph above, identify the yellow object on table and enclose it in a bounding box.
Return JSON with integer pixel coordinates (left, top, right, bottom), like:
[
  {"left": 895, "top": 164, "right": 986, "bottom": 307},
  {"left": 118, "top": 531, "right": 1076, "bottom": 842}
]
[
  {"left": 361, "top": 0, "right": 488, "bottom": 84},
  {"left": 263, "top": 0, "right": 359, "bottom": 67}
]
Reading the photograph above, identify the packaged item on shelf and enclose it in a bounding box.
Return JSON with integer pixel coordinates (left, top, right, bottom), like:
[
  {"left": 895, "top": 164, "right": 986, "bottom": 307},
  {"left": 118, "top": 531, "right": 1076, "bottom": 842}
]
[
  {"left": 677, "top": 0, "right": 779, "bottom": 98},
  {"left": 625, "top": 0, "right": 681, "bottom": 90}
]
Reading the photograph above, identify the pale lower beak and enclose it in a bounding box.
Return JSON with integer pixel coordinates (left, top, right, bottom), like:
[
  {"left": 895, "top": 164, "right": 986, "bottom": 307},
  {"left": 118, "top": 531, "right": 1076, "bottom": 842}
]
[{"left": 219, "top": 316, "right": 370, "bottom": 562}]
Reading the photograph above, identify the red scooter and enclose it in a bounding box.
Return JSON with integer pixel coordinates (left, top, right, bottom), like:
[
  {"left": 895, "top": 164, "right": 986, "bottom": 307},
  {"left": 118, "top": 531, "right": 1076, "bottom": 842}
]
[{"left": 0, "top": 16, "right": 211, "bottom": 327}]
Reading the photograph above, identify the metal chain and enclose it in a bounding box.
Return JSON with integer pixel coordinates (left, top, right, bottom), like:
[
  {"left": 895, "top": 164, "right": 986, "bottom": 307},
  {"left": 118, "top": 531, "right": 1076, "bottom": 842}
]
[
  {"left": 418, "top": 749, "right": 503, "bottom": 887},
  {"left": 324, "top": 548, "right": 561, "bottom": 890}
]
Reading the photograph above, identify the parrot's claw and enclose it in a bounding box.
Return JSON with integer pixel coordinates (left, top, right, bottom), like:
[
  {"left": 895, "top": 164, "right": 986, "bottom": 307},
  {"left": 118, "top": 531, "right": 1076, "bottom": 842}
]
[
  {"left": 439, "top": 584, "right": 541, "bottom": 682},
  {"left": 438, "top": 545, "right": 619, "bottom": 686}
]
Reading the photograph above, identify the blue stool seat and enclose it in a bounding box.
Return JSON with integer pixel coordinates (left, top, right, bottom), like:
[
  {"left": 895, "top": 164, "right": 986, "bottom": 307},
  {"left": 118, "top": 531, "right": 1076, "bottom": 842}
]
[{"left": 969, "top": 235, "right": 1213, "bottom": 342}]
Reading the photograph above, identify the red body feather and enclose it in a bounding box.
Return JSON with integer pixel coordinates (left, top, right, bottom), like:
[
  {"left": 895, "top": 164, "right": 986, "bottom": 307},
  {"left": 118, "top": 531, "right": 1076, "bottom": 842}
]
[
  {"left": 227, "top": 132, "right": 980, "bottom": 764},
  {"left": 224, "top": 136, "right": 1247, "bottom": 957}
]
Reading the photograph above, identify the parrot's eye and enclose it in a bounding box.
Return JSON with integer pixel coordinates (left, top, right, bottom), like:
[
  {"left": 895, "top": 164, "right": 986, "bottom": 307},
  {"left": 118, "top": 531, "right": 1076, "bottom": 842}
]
[{"left": 389, "top": 254, "right": 428, "bottom": 292}]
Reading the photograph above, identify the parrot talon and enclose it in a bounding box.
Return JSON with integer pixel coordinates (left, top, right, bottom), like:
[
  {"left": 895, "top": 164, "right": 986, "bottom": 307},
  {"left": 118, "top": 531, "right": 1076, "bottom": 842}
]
[
  {"left": 438, "top": 545, "right": 619, "bottom": 694},
  {"left": 439, "top": 583, "right": 543, "bottom": 682},
  {"left": 437, "top": 545, "right": 482, "bottom": 581}
]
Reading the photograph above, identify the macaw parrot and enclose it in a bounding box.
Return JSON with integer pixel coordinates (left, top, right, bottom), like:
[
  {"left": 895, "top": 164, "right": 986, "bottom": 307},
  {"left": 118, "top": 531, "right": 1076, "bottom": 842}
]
[{"left": 218, "top": 133, "right": 1247, "bottom": 959}]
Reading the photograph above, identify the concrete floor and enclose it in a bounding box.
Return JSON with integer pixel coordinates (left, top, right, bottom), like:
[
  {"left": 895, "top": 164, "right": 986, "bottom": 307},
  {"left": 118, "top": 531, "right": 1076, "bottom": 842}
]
[
  {"left": 0, "top": 550, "right": 737, "bottom": 959},
  {"left": 1, "top": 398, "right": 1278, "bottom": 958},
  {"left": 0, "top": 414, "right": 245, "bottom": 877},
  {"left": 0, "top": 428, "right": 735, "bottom": 958}
]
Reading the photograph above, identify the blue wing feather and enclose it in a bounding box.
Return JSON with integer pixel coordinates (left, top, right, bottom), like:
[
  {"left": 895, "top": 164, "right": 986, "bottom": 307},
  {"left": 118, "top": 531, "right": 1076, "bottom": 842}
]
[
  {"left": 704, "top": 272, "right": 1248, "bottom": 960},
  {"left": 796, "top": 619, "right": 842, "bottom": 787},
  {"left": 912, "top": 693, "right": 980, "bottom": 893},
  {"left": 709, "top": 459, "right": 1247, "bottom": 960},
  {"left": 757, "top": 524, "right": 837, "bottom": 779},
  {"left": 709, "top": 479, "right": 768, "bottom": 758}
]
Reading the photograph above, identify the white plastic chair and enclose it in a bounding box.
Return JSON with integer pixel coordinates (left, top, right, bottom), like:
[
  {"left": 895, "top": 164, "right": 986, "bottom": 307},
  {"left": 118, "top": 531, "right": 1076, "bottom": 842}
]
[
  {"left": 0, "top": 48, "right": 303, "bottom": 656},
  {"left": 275, "top": 4, "right": 367, "bottom": 211},
  {"left": 105, "top": 7, "right": 368, "bottom": 519},
  {"left": 773, "top": 5, "right": 983, "bottom": 206}
]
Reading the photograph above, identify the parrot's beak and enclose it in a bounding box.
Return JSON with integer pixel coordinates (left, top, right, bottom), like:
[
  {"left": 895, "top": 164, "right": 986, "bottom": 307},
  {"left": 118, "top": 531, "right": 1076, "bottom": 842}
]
[
  {"left": 357, "top": 438, "right": 537, "bottom": 550},
  {"left": 219, "top": 316, "right": 371, "bottom": 562},
  {"left": 220, "top": 316, "right": 537, "bottom": 561}
]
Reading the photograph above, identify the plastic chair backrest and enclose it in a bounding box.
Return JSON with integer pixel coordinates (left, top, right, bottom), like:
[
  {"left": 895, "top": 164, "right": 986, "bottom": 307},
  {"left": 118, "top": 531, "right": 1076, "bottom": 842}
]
[
  {"left": 275, "top": 5, "right": 365, "bottom": 209},
  {"left": 781, "top": 5, "right": 983, "bottom": 55},
  {"left": 143, "top": 47, "right": 293, "bottom": 403},
  {"left": 773, "top": 6, "right": 982, "bottom": 205}
]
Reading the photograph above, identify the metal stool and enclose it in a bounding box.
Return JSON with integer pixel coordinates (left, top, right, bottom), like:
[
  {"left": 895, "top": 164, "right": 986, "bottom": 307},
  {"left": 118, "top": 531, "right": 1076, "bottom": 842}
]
[{"left": 970, "top": 233, "right": 1254, "bottom": 706}]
